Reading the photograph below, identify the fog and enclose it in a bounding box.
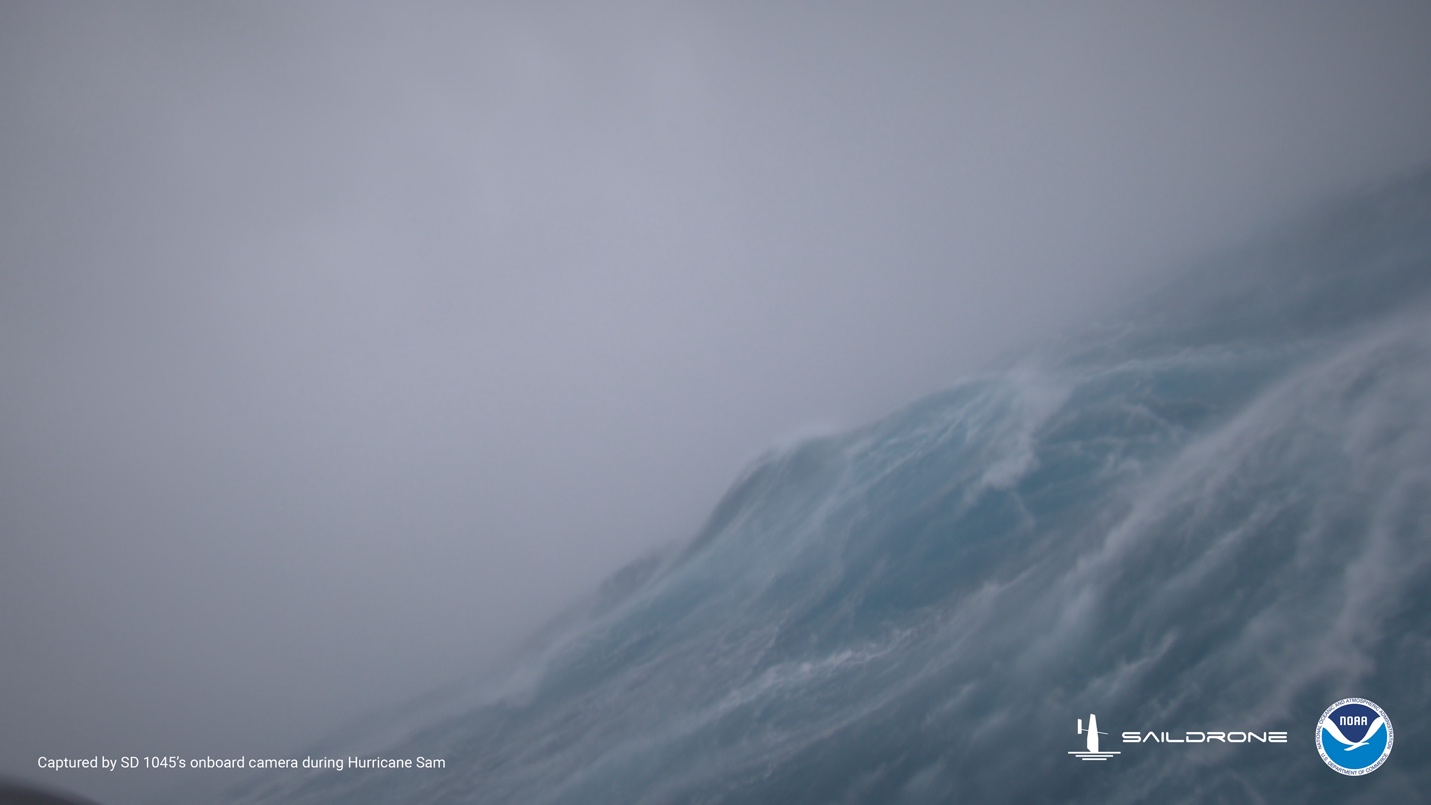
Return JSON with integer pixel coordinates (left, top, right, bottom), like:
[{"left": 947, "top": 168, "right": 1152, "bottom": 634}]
[{"left": 2, "top": 3, "right": 1430, "bottom": 802}]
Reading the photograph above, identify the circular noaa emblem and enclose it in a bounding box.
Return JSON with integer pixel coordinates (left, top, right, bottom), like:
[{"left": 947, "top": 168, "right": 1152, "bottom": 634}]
[{"left": 1316, "top": 698, "right": 1393, "bottom": 775}]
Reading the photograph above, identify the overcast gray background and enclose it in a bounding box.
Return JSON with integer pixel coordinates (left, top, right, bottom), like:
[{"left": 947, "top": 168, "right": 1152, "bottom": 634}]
[{"left": 2, "top": 3, "right": 1431, "bottom": 803}]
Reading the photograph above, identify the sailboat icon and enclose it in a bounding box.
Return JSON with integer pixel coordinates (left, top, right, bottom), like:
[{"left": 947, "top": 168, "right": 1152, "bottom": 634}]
[{"left": 1068, "top": 714, "right": 1121, "bottom": 760}]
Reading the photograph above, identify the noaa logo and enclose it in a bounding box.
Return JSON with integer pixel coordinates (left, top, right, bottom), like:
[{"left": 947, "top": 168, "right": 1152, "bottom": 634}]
[{"left": 1317, "top": 698, "right": 1393, "bottom": 776}]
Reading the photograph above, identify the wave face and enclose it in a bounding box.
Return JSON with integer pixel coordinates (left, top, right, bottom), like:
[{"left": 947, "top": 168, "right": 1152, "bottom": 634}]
[{"left": 227, "top": 174, "right": 1431, "bottom": 804}]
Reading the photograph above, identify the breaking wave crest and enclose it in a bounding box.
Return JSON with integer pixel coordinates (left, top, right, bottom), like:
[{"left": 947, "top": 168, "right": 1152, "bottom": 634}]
[{"left": 227, "top": 174, "right": 1431, "bottom": 804}]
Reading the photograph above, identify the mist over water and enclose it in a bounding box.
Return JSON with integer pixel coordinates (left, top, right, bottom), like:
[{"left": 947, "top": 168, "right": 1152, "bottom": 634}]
[
  {"left": 221, "top": 172, "right": 1431, "bottom": 804},
  {"left": 212, "top": 171, "right": 1431, "bottom": 804},
  {"left": 3, "top": 4, "right": 1431, "bottom": 804}
]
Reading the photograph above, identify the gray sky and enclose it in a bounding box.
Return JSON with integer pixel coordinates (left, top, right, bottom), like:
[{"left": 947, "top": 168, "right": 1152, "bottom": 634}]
[{"left": 3, "top": 3, "right": 1430, "bottom": 803}]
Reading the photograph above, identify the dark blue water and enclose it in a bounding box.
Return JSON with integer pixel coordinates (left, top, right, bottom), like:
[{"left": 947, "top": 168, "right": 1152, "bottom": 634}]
[{"left": 224, "top": 173, "right": 1431, "bottom": 804}]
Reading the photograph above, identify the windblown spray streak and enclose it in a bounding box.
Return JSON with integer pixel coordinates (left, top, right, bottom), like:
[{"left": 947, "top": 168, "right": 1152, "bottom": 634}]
[{"left": 227, "top": 174, "right": 1431, "bottom": 804}]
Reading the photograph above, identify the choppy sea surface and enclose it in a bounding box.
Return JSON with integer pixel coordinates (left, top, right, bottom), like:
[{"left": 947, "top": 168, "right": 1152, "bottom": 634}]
[{"left": 222, "top": 173, "right": 1431, "bottom": 803}]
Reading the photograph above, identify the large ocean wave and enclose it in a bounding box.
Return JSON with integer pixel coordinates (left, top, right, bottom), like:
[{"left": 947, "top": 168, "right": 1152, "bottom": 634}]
[{"left": 226, "top": 172, "right": 1431, "bottom": 803}]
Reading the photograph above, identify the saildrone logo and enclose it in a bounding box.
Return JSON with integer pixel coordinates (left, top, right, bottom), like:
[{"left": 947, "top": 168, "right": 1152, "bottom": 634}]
[
  {"left": 1316, "top": 698, "right": 1393, "bottom": 776},
  {"left": 1068, "top": 714, "right": 1120, "bottom": 761}
]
